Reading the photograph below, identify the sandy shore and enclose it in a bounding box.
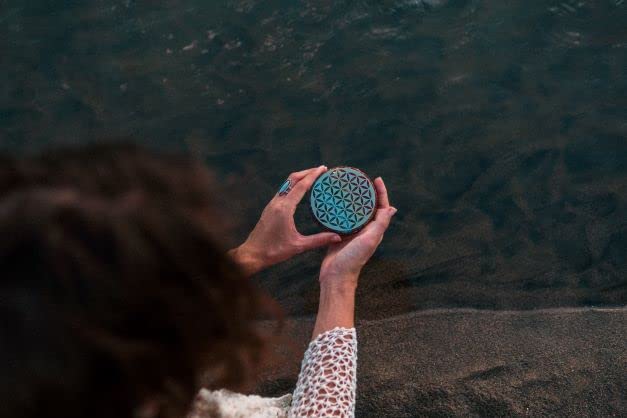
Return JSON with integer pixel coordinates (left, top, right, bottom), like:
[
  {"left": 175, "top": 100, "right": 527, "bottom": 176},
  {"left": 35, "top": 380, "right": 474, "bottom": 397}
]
[
  {"left": 1, "top": 1, "right": 625, "bottom": 415},
  {"left": 255, "top": 308, "right": 626, "bottom": 417}
]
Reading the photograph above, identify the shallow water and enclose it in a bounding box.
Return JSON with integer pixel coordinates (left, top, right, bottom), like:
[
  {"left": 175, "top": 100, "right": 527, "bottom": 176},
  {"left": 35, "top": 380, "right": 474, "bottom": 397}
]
[{"left": 1, "top": 0, "right": 626, "bottom": 316}]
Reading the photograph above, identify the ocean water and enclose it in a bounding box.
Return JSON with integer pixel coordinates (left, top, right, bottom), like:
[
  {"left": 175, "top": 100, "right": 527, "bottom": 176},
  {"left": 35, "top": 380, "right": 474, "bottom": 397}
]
[{"left": 1, "top": 0, "right": 626, "bottom": 317}]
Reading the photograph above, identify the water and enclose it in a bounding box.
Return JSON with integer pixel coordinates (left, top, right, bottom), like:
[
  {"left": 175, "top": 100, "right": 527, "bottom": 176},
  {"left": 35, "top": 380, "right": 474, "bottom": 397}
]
[{"left": 1, "top": 0, "right": 626, "bottom": 318}]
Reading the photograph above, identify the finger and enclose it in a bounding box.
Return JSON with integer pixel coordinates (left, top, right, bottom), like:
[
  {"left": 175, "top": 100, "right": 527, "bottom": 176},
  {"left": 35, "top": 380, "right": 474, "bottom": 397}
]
[
  {"left": 272, "top": 167, "right": 320, "bottom": 201},
  {"left": 365, "top": 206, "right": 397, "bottom": 237},
  {"left": 299, "top": 232, "right": 342, "bottom": 252},
  {"left": 289, "top": 167, "right": 320, "bottom": 183},
  {"left": 288, "top": 165, "right": 327, "bottom": 205},
  {"left": 374, "top": 177, "right": 390, "bottom": 209}
]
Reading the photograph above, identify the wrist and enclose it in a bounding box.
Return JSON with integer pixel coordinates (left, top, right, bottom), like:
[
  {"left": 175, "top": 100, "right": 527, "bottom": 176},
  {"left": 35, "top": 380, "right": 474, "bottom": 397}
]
[
  {"left": 229, "top": 242, "right": 266, "bottom": 277},
  {"left": 319, "top": 271, "right": 359, "bottom": 294},
  {"left": 313, "top": 279, "right": 356, "bottom": 339},
  {"left": 320, "top": 281, "right": 357, "bottom": 300}
]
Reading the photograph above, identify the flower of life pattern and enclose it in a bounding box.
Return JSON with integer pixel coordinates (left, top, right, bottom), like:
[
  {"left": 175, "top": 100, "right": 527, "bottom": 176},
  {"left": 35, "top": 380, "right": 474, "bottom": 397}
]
[{"left": 310, "top": 167, "right": 376, "bottom": 234}]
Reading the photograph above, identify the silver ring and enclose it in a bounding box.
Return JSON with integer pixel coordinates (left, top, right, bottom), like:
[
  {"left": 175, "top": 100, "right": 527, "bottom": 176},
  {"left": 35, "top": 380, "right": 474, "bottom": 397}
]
[{"left": 277, "top": 178, "right": 293, "bottom": 196}]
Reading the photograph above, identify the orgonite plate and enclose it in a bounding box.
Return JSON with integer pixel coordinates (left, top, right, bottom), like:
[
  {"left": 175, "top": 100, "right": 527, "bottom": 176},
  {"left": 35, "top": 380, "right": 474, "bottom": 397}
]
[{"left": 310, "top": 167, "right": 377, "bottom": 235}]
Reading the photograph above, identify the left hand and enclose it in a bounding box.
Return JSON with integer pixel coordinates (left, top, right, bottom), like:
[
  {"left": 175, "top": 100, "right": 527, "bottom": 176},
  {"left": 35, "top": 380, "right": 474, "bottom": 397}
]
[{"left": 229, "top": 165, "right": 342, "bottom": 276}]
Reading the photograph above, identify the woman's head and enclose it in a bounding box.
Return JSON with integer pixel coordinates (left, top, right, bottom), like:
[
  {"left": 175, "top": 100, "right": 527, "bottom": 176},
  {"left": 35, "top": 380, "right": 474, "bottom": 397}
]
[{"left": 0, "top": 143, "right": 273, "bottom": 418}]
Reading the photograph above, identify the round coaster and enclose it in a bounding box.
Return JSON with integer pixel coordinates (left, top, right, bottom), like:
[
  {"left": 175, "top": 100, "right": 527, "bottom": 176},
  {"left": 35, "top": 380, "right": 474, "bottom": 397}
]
[{"left": 310, "top": 167, "right": 377, "bottom": 235}]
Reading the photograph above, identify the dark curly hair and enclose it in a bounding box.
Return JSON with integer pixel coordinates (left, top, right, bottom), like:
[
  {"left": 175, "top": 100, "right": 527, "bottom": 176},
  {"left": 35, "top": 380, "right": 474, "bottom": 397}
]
[{"left": 0, "top": 143, "right": 277, "bottom": 418}]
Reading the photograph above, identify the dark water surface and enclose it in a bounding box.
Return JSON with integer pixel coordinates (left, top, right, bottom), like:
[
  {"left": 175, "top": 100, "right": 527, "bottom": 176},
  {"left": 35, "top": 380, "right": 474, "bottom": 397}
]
[{"left": 1, "top": 0, "right": 626, "bottom": 317}]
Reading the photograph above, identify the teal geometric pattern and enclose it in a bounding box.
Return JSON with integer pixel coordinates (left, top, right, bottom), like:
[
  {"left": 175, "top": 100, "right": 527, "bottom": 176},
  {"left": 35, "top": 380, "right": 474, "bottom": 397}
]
[{"left": 310, "top": 167, "right": 376, "bottom": 234}]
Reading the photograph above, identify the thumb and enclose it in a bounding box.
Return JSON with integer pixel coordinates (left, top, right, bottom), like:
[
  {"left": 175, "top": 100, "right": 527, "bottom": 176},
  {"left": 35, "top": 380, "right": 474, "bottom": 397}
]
[{"left": 299, "top": 232, "right": 343, "bottom": 251}]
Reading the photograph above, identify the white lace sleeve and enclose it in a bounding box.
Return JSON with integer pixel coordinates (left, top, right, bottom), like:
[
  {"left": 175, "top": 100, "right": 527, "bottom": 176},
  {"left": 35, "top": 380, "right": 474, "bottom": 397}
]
[
  {"left": 288, "top": 327, "right": 357, "bottom": 418},
  {"left": 188, "top": 389, "right": 291, "bottom": 418}
]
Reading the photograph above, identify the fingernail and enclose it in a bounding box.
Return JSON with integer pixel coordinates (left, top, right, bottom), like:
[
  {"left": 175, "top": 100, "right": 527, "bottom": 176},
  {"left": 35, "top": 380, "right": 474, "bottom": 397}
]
[
  {"left": 320, "top": 165, "right": 327, "bottom": 170},
  {"left": 332, "top": 235, "right": 342, "bottom": 243},
  {"left": 390, "top": 207, "right": 398, "bottom": 215}
]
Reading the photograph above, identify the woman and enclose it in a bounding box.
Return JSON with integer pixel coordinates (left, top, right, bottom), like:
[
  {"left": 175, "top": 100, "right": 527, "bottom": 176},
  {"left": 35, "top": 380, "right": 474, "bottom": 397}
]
[{"left": 0, "top": 144, "right": 396, "bottom": 418}]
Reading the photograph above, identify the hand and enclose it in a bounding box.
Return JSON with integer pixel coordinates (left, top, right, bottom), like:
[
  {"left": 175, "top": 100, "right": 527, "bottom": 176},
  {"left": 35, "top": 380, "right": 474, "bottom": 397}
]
[
  {"left": 319, "top": 177, "right": 397, "bottom": 291},
  {"left": 229, "top": 166, "right": 343, "bottom": 277}
]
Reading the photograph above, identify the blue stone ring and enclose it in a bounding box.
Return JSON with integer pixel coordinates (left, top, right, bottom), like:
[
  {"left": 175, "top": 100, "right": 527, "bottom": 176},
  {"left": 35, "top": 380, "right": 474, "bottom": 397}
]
[
  {"left": 277, "top": 178, "right": 293, "bottom": 196},
  {"left": 310, "top": 167, "right": 377, "bottom": 235}
]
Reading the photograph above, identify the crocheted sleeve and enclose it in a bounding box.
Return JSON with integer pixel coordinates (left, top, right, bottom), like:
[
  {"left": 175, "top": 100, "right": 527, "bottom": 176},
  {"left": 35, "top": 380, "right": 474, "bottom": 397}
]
[{"left": 288, "top": 327, "right": 358, "bottom": 418}]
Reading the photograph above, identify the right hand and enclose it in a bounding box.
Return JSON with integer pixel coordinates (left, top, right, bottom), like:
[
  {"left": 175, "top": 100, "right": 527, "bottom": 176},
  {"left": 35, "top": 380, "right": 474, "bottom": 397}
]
[{"left": 319, "top": 177, "right": 397, "bottom": 291}]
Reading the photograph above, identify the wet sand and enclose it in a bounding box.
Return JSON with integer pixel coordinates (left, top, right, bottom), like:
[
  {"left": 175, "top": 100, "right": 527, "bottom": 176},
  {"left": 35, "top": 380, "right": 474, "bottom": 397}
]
[
  {"left": 1, "top": 1, "right": 626, "bottom": 416},
  {"left": 255, "top": 308, "right": 627, "bottom": 417}
]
